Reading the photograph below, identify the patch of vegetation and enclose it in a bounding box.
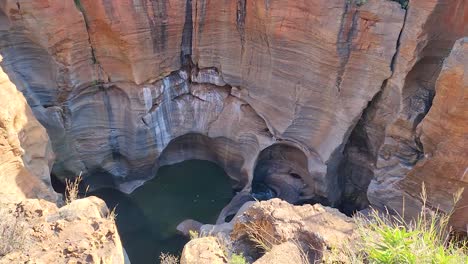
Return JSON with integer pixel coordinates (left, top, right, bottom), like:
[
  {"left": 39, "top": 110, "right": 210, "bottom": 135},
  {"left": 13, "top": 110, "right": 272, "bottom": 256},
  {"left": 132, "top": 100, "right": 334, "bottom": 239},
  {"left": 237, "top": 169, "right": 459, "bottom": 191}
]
[
  {"left": 242, "top": 219, "right": 284, "bottom": 253},
  {"left": 65, "top": 172, "right": 88, "bottom": 204},
  {"left": 392, "top": 0, "right": 409, "bottom": 9},
  {"left": 229, "top": 253, "right": 248, "bottom": 264},
  {"left": 328, "top": 184, "right": 468, "bottom": 263},
  {"left": 0, "top": 205, "right": 27, "bottom": 257},
  {"left": 189, "top": 230, "right": 199, "bottom": 240},
  {"left": 159, "top": 252, "right": 179, "bottom": 264}
]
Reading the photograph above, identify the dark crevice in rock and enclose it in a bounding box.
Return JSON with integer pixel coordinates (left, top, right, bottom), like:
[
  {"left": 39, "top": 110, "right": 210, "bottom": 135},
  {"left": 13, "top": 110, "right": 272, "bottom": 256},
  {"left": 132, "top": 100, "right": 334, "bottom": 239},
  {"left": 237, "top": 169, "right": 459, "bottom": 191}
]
[
  {"left": 147, "top": 0, "right": 168, "bottom": 53},
  {"left": 195, "top": 0, "right": 207, "bottom": 38},
  {"left": 336, "top": 90, "right": 384, "bottom": 215},
  {"left": 390, "top": 6, "right": 408, "bottom": 72},
  {"left": 335, "top": 3, "right": 409, "bottom": 215},
  {"left": 236, "top": 0, "right": 247, "bottom": 58},
  {"left": 181, "top": 0, "right": 193, "bottom": 67},
  {"left": 72, "top": 0, "right": 110, "bottom": 83},
  {"left": 335, "top": 1, "right": 359, "bottom": 92}
]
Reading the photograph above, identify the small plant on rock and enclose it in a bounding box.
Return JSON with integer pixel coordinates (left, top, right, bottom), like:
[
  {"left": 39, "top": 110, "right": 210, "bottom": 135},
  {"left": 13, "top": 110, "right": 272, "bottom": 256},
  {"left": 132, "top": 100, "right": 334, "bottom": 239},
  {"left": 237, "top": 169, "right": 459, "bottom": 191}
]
[
  {"left": 229, "top": 253, "right": 248, "bottom": 264},
  {"left": 159, "top": 252, "right": 179, "bottom": 264},
  {"left": 242, "top": 219, "right": 283, "bottom": 253},
  {"left": 189, "top": 230, "right": 199, "bottom": 240},
  {"left": 65, "top": 172, "right": 88, "bottom": 204},
  {"left": 327, "top": 184, "right": 468, "bottom": 263},
  {"left": 0, "top": 205, "right": 27, "bottom": 256}
]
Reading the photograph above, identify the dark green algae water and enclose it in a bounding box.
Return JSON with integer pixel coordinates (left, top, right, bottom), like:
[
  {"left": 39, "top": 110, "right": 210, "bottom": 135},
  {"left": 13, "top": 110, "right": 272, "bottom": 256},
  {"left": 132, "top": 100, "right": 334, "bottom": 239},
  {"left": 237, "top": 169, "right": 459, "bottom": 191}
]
[{"left": 91, "top": 160, "right": 234, "bottom": 264}]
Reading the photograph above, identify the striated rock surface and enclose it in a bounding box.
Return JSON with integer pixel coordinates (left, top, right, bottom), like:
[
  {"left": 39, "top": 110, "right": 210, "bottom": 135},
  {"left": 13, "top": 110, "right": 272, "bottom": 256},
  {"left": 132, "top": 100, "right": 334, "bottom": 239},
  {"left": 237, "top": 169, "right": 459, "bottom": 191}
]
[
  {"left": 0, "top": 0, "right": 404, "bottom": 200},
  {"left": 338, "top": 0, "right": 467, "bottom": 229},
  {"left": 402, "top": 38, "right": 467, "bottom": 228},
  {"left": 0, "top": 196, "right": 126, "bottom": 264},
  {"left": 0, "top": 0, "right": 466, "bottom": 229},
  {"left": 0, "top": 55, "right": 58, "bottom": 203}
]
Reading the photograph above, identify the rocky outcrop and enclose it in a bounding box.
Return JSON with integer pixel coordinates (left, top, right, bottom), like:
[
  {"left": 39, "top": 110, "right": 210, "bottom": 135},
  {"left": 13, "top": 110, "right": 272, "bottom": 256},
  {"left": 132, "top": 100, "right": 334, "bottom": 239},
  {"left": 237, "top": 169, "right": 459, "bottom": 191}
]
[
  {"left": 402, "top": 38, "right": 467, "bottom": 229},
  {"left": 339, "top": 0, "right": 467, "bottom": 229},
  {"left": 0, "top": 55, "right": 58, "bottom": 203},
  {"left": 232, "top": 199, "right": 357, "bottom": 261},
  {"left": 0, "top": 196, "right": 126, "bottom": 264},
  {"left": 181, "top": 199, "right": 357, "bottom": 263},
  {"left": 253, "top": 241, "right": 308, "bottom": 264},
  {"left": 180, "top": 236, "right": 226, "bottom": 264}
]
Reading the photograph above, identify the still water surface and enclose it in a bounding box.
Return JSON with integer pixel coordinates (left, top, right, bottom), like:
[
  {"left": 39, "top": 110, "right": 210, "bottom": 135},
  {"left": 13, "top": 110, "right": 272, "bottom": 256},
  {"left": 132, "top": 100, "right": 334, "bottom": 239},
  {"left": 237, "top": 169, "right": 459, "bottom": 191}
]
[{"left": 92, "top": 160, "right": 234, "bottom": 264}]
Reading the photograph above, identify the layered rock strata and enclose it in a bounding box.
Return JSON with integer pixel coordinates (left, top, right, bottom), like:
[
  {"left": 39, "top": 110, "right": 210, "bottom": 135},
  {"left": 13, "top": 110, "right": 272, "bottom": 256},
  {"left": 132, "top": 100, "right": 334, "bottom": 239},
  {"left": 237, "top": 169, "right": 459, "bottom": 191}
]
[
  {"left": 340, "top": 0, "right": 467, "bottom": 229},
  {"left": 0, "top": 0, "right": 404, "bottom": 197},
  {"left": 0, "top": 0, "right": 466, "bottom": 228}
]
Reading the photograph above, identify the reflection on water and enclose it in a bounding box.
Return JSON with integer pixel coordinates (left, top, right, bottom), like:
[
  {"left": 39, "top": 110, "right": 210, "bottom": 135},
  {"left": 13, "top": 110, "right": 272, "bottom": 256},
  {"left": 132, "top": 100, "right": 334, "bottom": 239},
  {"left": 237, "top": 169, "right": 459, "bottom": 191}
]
[{"left": 91, "top": 160, "right": 234, "bottom": 264}]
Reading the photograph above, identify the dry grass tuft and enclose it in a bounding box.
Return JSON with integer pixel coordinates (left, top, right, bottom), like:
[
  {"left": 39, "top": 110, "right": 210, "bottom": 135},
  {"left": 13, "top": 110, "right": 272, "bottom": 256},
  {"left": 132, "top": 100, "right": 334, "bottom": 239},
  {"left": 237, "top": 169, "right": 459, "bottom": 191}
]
[
  {"left": 65, "top": 172, "right": 88, "bottom": 204},
  {"left": 242, "top": 219, "right": 284, "bottom": 253},
  {"left": 0, "top": 205, "right": 28, "bottom": 257},
  {"left": 326, "top": 184, "right": 468, "bottom": 263},
  {"left": 159, "top": 252, "right": 179, "bottom": 264}
]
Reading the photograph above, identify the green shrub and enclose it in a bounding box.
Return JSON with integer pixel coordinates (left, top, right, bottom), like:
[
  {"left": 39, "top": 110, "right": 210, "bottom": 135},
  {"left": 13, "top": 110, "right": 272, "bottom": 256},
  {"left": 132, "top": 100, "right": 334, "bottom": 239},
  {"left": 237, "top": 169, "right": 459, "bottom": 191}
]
[
  {"left": 189, "top": 230, "right": 199, "bottom": 240},
  {"left": 230, "top": 253, "right": 248, "bottom": 264},
  {"left": 329, "top": 184, "right": 468, "bottom": 263}
]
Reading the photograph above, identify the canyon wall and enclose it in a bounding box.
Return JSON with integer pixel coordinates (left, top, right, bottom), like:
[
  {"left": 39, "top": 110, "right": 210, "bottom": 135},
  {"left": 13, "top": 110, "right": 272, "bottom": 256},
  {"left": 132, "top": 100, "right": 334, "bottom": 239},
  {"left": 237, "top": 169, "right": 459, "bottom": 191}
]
[
  {"left": 0, "top": 0, "right": 466, "bottom": 228},
  {"left": 0, "top": 53, "right": 58, "bottom": 203}
]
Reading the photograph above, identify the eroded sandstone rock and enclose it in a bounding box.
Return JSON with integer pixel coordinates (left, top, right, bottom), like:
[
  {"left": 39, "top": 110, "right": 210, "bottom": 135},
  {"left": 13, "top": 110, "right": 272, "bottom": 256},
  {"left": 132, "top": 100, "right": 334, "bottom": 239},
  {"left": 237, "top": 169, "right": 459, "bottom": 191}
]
[
  {"left": 0, "top": 0, "right": 404, "bottom": 206},
  {"left": 181, "top": 199, "right": 357, "bottom": 263},
  {"left": 0, "top": 196, "right": 126, "bottom": 264},
  {"left": 0, "top": 0, "right": 466, "bottom": 231},
  {"left": 402, "top": 38, "right": 468, "bottom": 229},
  {"left": 0, "top": 55, "right": 58, "bottom": 203},
  {"left": 180, "top": 236, "right": 227, "bottom": 264},
  {"left": 339, "top": 0, "right": 468, "bottom": 229},
  {"left": 232, "top": 199, "right": 357, "bottom": 261}
]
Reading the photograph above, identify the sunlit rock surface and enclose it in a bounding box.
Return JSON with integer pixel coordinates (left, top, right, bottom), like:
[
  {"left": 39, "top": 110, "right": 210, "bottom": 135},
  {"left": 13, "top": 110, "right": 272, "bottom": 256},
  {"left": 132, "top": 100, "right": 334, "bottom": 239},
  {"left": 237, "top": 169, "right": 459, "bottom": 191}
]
[
  {"left": 0, "top": 197, "right": 126, "bottom": 264},
  {"left": 0, "top": 0, "right": 466, "bottom": 229},
  {"left": 181, "top": 199, "right": 357, "bottom": 263},
  {"left": 0, "top": 55, "right": 58, "bottom": 203}
]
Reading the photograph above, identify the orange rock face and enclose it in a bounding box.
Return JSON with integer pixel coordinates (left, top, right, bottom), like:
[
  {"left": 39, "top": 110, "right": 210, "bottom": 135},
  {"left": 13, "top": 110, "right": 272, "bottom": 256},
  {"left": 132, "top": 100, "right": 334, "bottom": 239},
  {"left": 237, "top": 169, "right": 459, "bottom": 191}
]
[
  {"left": 0, "top": 0, "right": 466, "bottom": 230},
  {"left": 402, "top": 38, "right": 467, "bottom": 228}
]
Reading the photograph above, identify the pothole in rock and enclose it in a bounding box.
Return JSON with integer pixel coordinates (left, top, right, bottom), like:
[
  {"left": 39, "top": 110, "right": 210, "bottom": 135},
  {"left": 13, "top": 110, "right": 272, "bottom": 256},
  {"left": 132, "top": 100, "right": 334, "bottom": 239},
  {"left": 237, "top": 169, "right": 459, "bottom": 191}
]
[{"left": 90, "top": 159, "right": 234, "bottom": 264}]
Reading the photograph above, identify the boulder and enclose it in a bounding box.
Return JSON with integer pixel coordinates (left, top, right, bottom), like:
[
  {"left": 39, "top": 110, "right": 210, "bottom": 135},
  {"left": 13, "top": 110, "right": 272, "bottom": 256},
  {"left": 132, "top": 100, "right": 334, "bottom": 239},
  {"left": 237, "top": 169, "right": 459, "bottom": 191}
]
[
  {"left": 0, "top": 196, "right": 126, "bottom": 264},
  {"left": 180, "top": 236, "right": 227, "bottom": 264}
]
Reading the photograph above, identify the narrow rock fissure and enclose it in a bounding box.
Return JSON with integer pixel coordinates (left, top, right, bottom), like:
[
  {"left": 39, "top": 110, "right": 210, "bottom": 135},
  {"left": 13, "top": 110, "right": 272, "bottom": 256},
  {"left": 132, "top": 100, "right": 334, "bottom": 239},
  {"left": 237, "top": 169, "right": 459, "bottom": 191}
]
[
  {"left": 335, "top": 1, "right": 359, "bottom": 92},
  {"left": 180, "top": 0, "right": 193, "bottom": 67},
  {"left": 73, "top": 0, "right": 109, "bottom": 83},
  {"left": 335, "top": 4, "right": 409, "bottom": 214}
]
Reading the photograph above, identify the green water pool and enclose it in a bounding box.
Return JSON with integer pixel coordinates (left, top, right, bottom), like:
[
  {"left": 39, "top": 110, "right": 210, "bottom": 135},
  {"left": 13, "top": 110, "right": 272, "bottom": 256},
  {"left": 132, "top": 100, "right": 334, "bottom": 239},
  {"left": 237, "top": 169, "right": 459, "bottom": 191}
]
[{"left": 91, "top": 160, "right": 234, "bottom": 264}]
